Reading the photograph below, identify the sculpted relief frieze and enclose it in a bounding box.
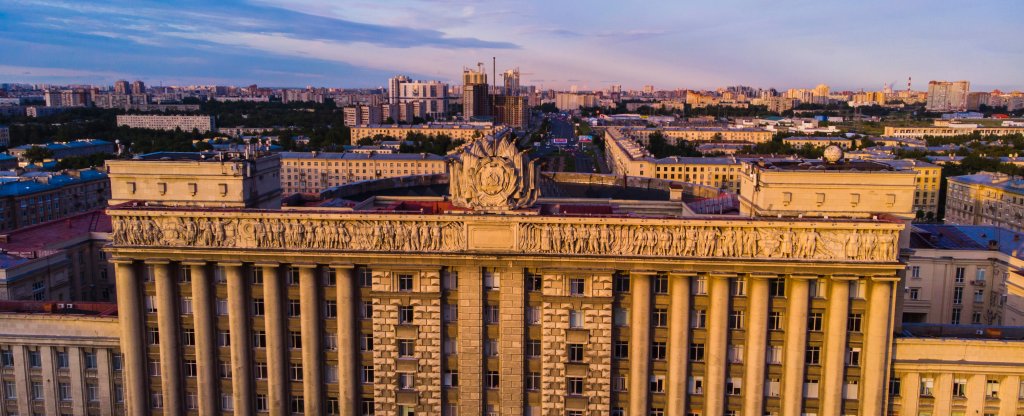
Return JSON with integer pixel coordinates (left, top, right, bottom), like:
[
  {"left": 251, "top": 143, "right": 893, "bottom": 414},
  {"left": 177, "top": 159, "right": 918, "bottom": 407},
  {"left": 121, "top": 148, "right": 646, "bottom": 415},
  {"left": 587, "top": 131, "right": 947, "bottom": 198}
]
[
  {"left": 111, "top": 214, "right": 899, "bottom": 262},
  {"left": 112, "top": 215, "right": 466, "bottom": 252},
  {"left": 517, "top": 222, "right": 898, "bottom": 262}
]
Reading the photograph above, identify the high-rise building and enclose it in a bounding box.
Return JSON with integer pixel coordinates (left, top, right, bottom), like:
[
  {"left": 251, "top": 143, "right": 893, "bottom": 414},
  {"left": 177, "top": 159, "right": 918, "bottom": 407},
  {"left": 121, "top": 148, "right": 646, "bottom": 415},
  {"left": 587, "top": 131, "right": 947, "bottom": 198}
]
[
  {"left": 493, "top": 95, "right": 529, "bottom": 129},
  {"left": 502, "top": 68, "right": 520, "bottom": 96},
  {"left": 387, "top": 75, "right": 410, "bottom": 105},
  {"left": 925, "top": 80, "right": 970, "bottom": 112},
  {"left": 113, "top": 80, "right": 130, "bottom": 95},
  {"left": 130, "top": 80, "right": 146, "bottom": 95},
  {"left": 462, "top": 64, "right": 490, "bottom": 120},
  {"left": 388, "top": 76, "right": 449, "bottom": 119},
  {"left": 343, "top": 105, "right": 383, "bottom": 126}
]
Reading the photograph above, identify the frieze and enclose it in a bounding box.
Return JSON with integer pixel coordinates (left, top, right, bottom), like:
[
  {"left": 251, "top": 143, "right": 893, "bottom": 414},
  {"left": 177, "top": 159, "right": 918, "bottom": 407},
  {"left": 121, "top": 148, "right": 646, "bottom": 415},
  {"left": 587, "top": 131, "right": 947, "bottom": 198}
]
[{"left": 111, "top": 212, "right": 900, "bottom": 262}]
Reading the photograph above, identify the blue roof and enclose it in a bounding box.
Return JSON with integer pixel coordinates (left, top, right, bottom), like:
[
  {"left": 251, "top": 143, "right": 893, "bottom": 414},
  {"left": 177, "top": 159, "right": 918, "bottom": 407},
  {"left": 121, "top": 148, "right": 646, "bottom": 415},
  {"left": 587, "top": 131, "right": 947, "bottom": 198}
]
[
  {"left": 912, "top": 224, "right": 1024, "bottom": 259},
  {"left": 0, "top": 170, "right": 107, "bottom": 197}
]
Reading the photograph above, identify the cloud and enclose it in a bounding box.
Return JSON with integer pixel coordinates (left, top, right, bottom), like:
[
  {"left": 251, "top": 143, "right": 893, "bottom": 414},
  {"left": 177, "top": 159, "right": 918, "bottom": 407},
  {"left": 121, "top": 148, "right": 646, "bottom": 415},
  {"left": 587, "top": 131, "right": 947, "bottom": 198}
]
[{"left": 0, "top": 64, "right": 128, "bottom": 79}]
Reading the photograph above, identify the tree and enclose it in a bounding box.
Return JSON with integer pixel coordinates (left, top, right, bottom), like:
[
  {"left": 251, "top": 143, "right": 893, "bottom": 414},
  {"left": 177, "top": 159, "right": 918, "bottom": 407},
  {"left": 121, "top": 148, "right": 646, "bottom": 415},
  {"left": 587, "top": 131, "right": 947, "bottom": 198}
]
[{"left": 23, "top": 146, "right": 54, "bottom": 163}]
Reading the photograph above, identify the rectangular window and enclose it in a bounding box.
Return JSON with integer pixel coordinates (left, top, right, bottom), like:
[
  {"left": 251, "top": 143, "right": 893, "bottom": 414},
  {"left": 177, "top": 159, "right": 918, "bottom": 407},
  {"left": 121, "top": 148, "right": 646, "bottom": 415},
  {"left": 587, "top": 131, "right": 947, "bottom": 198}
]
[
  {"left": 726, "top": 378, "right": 742, "bottom": 395},
  {"left": 357, "top": 267, "right": 373, "bottom": 287},
  {"left": 361, "top": 334, "right": 374, "bottom": 352},
  {"left": 955, "top": 267, "right": 965, "bottom": 283},
  {"left": 613, "top": 341, "right": 629, "bottom": 359},
  {"left": 729, "top": 310, "right": 744, "bottom": 329},
  {"left": 768, "top": 311, "right": 783, "bottom": 330},
  {"left": 612, "top": 374, "right": 627, "bottom": 392},
  {"left": 399, "top": 306, "right": 414, "bottom": 324},
  {"left": 443, "top": 269, "right": 459, "bottom": 290},
  {"left": 986, "top": 379, "right": 1000, "bottom": 398},
  {"left": 255, "top": 362, "right": 267, "bottom": 379},
  {"left": 692, "top": 276, "right": 707, "bottom": 295},
  {"left": 568, "top": 344, "right": 585, "bottom": 362},
  {"left": 908, "top": 287, "right": 920, "bottom": 300},
  {"left": 769, "top": 278, "right": 786, "bottom": 297},
  {"left": 652, "top": 342, "right": 666, "bottom": 360},
  {"left": 289, "top": 299, "right": 301, "bottom": 317},
  {"left": 767, "top": 345, "right": 783, "bottom": 364},
  {"left": 569, "top": 310, "right": 583, "bottom": 328},
  {"left": 290, "top": 363, "right": 303, "bottom": 381},
  {"left": 689, "top": 343, "right": 705, "bottom": 362},
  {"left": 483, "top": 269, "right": 499, "bottom": 291},
  {"left": 974, "top": 289, "right": 984, "bottom": 303},
  {"left": 848, "top": 313, "right": 863, "bottom": 332},
  {"left": 731, "top": 278, "right": 746, "bottom": 296},
  {"left": 806, "top": 345, "right": 821, "bottom": 365},
  {"left": 362, "top": 365, "right": 374, "bottom": 384},
  {"left": 653, "top": 308, "right": 667, "bottom": 327},
  {"left": 526, "top": 372, "right": 540, "bottom": 390},
  {"left": 691, "top": 309, "right": 707, "bottom": 328},
  {"left": 650, "top": 375, "right": 665, "bottom": 393},
  {"left": 953, "top": 287, "right": 963, "bottom": 305},
  {"left": 911, "top": 266, "right": 921, "bottom": 279},
  {"left": 952, "top": 308, "right": 962, "bottom": 325},
  {"left": 920, "top": 377, "right": 934, "bottom": 397},
  {"left": 527, "top": 340, "right": 541, "bottom": 357},
  {"left": 654, "top": 274, "right": 669, "bottom": 294},
  {"left": 398, "top": 340, "right": 415, "bottom": 357},
  {"left": 689, "top": 376, "right": 704, "bottom": 395},
  {"left": 728, "top": 345, "right": 744, "bottom": 363},
  {"left": 398, "top": 274, "right": 413, "bottom": 291},
  {"left": 398, "top": 373, "right": 415, "bottom": 390},
  {"left": 486, "top": 371, "right": 500, "bottom": 389},
  {"left": 614, "top": 273, "right": 630, "bottom": 293},
  {"left": 846, "top": 348, "right": 861, "bottom": 366},
  {"left": 808, "top": 312, "right": 823, "bottom": 331},
  {"left": 952, "top": 378, "right": 967, "bottom": 397},
  {"left": 569, "top": 277, "right": 585, "bottom": 296},
  {"left": 180, "top": 296, "right": 193, "bottom": 315},
  {"left": 443, "top": 371, "right": 458, "bottom": 388},
  {"left": 567, "top": 377, "right": 584, "bottom": 395},
  {"left": 251, "top": 298, "right": 264, "bottom": 316}
]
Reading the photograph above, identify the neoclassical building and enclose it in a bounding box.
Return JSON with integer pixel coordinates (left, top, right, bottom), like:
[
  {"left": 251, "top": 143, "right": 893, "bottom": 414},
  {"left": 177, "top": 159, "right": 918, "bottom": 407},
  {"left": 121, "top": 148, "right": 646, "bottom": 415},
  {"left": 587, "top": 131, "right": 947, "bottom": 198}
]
[{"left": 98, "top": 141, "right": 1024, "bottom": 416}]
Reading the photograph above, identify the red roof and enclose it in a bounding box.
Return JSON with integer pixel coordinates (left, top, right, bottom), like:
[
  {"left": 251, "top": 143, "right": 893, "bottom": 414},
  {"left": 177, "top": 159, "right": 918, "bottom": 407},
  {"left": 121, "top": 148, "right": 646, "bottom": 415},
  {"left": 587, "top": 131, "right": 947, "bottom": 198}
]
[
  {"left": 0, "top": 300, "right": 117, "bottom": 316},
  {"left": 0, "top": 210, "right": 111, "bottom": 254}
]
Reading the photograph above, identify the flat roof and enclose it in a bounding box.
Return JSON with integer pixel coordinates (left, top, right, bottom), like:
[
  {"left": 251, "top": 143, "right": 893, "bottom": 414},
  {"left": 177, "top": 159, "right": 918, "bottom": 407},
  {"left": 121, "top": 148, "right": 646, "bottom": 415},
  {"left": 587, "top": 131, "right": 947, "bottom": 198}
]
[
  {"left": 0, "top": 209, "right": 111, "bottom": 254},
  {"left": 911, "top": 224, "right": 1024, "bottom": 259},
  {"left": 133, "top": 151, "right": 276, "bottom": 162},
  {"left": 752, "top": 159, "right": 897, "bottom": 172},
  {"left": 280, "top": 151, "right": 446, "bottom": 161},
  {"left": 0, "top": 300, "right": 117, "bottom": 316},
  {"left": 948, "top": 172, "right": 1024, "bottom": 193}
]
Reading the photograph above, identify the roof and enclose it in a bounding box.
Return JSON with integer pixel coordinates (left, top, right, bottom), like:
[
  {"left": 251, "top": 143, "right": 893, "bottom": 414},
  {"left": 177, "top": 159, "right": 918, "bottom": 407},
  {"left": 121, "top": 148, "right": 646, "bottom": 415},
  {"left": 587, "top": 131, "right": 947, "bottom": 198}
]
[
  {"left": 0, "top": 300, "right": 117, "bottom": 316},
  {"left": 752, "top": 159, "right": 898, "bottom": 172},
  {"left": 652, "top": 156, "right": 738, "bottom": 165},
  {"left": 10, "top": 139, "right": 113, "bottom": 152},
  {"left": 948, "top": 172, "right": 1024, "bottom": 194},
  {"left": 0, "top": 170, "right": 107, "bottom": 197},
  {"left": 134, "top": 151, "right": 276, "bottom": 162},
  {"left": 0, "top": 209, "right": 111, "bottom": 254},
  {"left": 782, "top": 136, "right": 852, "bottom": 141},
  {"left": 910, "top": 224, "right": 1024, "bottom": 259},
  {"left": 279, "top": 151, "right": 446, "bottom": 161}
]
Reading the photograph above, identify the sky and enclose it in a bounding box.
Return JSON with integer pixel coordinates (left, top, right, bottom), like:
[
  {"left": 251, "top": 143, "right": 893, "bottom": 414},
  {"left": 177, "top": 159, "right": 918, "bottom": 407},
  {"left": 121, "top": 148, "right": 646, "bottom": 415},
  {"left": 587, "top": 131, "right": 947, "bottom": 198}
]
[{"left": 0, "top": 0, "right": 1022, "bottom": 91}]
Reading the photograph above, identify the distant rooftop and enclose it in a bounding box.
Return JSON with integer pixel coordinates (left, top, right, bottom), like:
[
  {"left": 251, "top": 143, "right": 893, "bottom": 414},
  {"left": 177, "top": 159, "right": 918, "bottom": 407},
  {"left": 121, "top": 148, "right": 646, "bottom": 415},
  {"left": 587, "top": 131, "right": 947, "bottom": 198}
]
[
  {"left": 752, "top": 159, "right": 897, "bottom": 172},
  {"left": 0, "top": 300, "right": 117, "bottom": 317},
  {"left": 0, "top": 210, "right": 110, "bottom": 254},
  {"left": 910, "top": 224, "right": 1024, "bottom": 259},
  {"left": 0, "top": 169, "right": 107, "bottom": 197},
  {"left": 133, "top": 151, "right": 275, "bottom": 162},
  {"left": 948, "top": 172, "right": 1024, "bottom": 194},
  {"left": 279, "top": 151, "right": 445, "bottom": 161}
]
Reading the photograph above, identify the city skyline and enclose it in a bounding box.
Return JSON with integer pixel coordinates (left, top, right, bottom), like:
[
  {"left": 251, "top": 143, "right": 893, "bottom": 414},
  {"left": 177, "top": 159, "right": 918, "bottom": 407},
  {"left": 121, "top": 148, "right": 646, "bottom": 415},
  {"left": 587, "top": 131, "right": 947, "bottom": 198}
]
[{"left": 1, "top": 0, "right": 1022, "bottom": 91}]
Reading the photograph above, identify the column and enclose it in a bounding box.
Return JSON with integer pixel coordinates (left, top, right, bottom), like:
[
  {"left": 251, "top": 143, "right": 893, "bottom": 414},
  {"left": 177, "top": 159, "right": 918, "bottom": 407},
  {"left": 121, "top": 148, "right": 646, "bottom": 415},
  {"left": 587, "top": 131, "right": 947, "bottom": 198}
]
[
  {"left": 499, "top": 267, "right": 526, "bottom": 416},
  {"left": 705, "top": 273, "right": 732, "bottom": 416},
  {"left": 40, "top": 346, "right": 57, "bottom": 415},
  {"left": 628, "top": 272, "right": 653, "bottom": 416},
  {"left": 743, "top": 274, "right": 772, "bottom": 416},
  {"left": 965, "top": 374, "right": 985, "bottom": 415},
  {"left": 186, "top": 261, "right": 219, "bottom": 416},
  {"left": 781, "top": 275, "right": 811, "bottom": 416},
  {"left": 13, "top": 346, "right": 30, "bottom": 416},
  {"left": 898, "top": 372, "right": 920, "bottom": 416},
  {"left": 223, "top": 262, "right": 253, "bottom": 415},
  {"left": 150, "top": 260, "right": 182, "bottom": 416},
  {"left": 113, "top": 259, "right": 148, "bottom": 414},
  {"left": 70, "top": 347, "right": 86, "bottom": 416},
  {"left": 998, "top": 375, "right": 1020, "bottom": 416},
  {"left": 260, "top": 263, "right": 289, "bottom": 415},
  {"left": 666, "top": 273, "right": 693, "bottom": 416},
  {"left": 299, "top": 264, "right": 323, "bottom": 415},
  {"left": 96, "top": 349, "right": 113, "bottom": 416},
  {"left": 333, "top": 265, "right": 359, "bottom": 416},
  {"left": 457, "top": 266, "right": 484, "bottom": 415},
  {"left": 859, "top": 277, "right": 895, "bottom": 416},
  {"left": 820, "top": 276, "right": 852, "bottom": 416}
]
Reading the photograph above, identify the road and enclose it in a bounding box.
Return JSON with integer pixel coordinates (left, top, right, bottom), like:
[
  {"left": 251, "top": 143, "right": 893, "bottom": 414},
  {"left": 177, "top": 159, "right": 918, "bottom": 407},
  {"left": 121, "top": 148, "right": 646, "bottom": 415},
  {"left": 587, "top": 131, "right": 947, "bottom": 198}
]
[{"left": 530, "top": 115, "right": 599, "bottom": 173}]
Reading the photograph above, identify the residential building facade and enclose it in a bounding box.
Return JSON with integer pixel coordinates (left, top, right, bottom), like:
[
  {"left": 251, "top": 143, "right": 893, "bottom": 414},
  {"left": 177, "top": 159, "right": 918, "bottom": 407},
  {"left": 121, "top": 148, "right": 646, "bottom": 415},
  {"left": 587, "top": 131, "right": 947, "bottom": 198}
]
[{"left": 115, "top": 115, "right": 216, "bottom": 133}]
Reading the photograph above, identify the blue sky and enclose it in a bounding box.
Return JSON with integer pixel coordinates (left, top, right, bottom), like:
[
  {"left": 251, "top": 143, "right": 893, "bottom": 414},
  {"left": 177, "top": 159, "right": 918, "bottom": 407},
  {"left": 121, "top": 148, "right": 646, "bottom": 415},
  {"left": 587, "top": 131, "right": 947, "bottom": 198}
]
[{"left": 1, "top": 0, "right": 1021, "bottom": 91}]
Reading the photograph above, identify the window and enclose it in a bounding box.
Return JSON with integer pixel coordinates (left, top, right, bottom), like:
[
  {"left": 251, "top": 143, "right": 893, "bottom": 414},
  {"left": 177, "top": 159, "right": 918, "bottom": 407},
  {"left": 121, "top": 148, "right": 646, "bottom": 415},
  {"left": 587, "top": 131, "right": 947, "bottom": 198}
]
[
  {"left": 689, "top": 376, "right": 704, "bottom": 395},
  {"left": 806, "top": 345, "right": 821, "bottom": 365},
  {"left": 889, "top": 377, "right": 902, "bottom": 397},
  {"left": 569, "top": 310, "right": 583, "bottom": 328},
  {"left": 361, "top": 366, "right": 374, "bottom": 384},
  {"left": 804, "top": 379, "right": 820, "bottom": 399},
  {"left": 952, "top": 378, "right": 967, "bottom": 397},
  {"left": 527, "top": 340, "right": 541, "bottom": 357},
  {"left": 614, "top": 273, "right": 630, "bottom": 293},
  {"left": 731, "top": 278, "right": 746, "bottom": 296},
  {"left": 767, "top": 345, "right": 783, "bottom": 364},
  {"left": 398, "top": 274, "right": 413, "bottom": 291},
  {"left": 485, "top": 339, "right": 498, "bottom": 357},
  {"left": 149, "top": 359, "right": 161, "bottom": 376},
  {"left": 691, "top": 309, "right": 707, "bottom": 328},
  {"left": 291, "top": 397, "right": 304, "bottom": 414},
  {"left": 443, "top": 269, "right": 459, "bottom": 290},
  {"left": 59, "top": 382, "right": 71, "bottom": 401},
  {"left": 443, "top": 371, "right": 458, "bottom": 388},
  {"left": 399, "top": 306, "right": 414, "bottom": 324},
  {"left": 357, "top": 267, "right": 372, "bottom": 287},
  {"left": 249, "top": 267, "right": 263, "bottom": 284},
  {"left": 653, "top": 308, "right": 667, "bottom": 327},
  {"left": 0, "top": 349, "right": 12, "bottom": 367},
  {"left": 398, "top": 340, "right": 415, "bottom": 357},
  {"left": 290, "top": 331, "right": 302, "bottom": 349},
  {"left": 323, "top": 300, "right": 337, "bottom": 318},
  {"left": 953, "top": 287, "right": 963, "bottom": 305},
  {"left": 726, "top": 378, "right": 742, "bottom": 395},
  {"left": 216, "top": 299, "right": 228, "bottom": 315},
  {"left": 3, "top": 381, "right": 15, "bottom": 399},
  {"left": 986, "top": 379, "right": 1000, "bottom": 399},
  {"left": 398, "top": 373, "right": 415, "bottom": 390},
  {"left": 768, "top": 311, "right": 783, "bottom": 330},
  {"left": 910, "top": 266, "right": 921, "bottom": 279},
  {"left": 908, "top": 287, "right": 920, "bottom": 300},
  {"left": 654, "top": 274, "right": 669, "bottom": 294},
  {"left": 612, "top": 374, "right": 627, "bottom": 392},
  {"left": 180, "top": 296, "right": 193, "bottom": 315},
  {"left": 485, "top": 306, "right": 500, "bottom": 324},
  {"left": 920, "top": 377, "right": 934, "bottom": 397},
  {"left": 148, "top": 328, "right": 160, "bottom": 345},
  {"left": 483, "top": 268, "right": 499, "bottom": 290},
  {"left": 728, "top": 345, "right": 744, "bottom": 363},
  {"left": 361, "top": 399, "right": 375, "bottom": 416},
  {"left": 650, "top": 375, "right": 665, "bottom": 393},
  {"left": 848, "top": 313, "right": 863, "bottom": 332},
  {"left": 567, "top": 377, "right": 584, "bottom": 395},
  {"left": 151, "top": 392, "right": 164, "bottom": 408},
  {"left": 290, "top": 363, "right": 303, "bottom": 381},
  {"left": 361, "top": 334, "right": 374, "bottom": 351},
  {"left": 846, "top": 348, "right": 861, "bottom": 366},
  {"left": 849, "top": 280, "right": 866, "bottom": 299},
  {"left": 361, "top": 301, "right": 373, "bottom": 320},
  {"left": 253, "top": 331, "right": 266, "bottom": 348},
  {"left": 256, "top": 394, "right": 268, "bottom": 412},
  {"left": 568, "top": 344, "right": 584, "bottom": 362},
  {"left": 526, "top": 371, "right": 541, "bottom": 390},
  {"left": 145, "top": 295, "right": 157, "bottom": 313},
  {"left": 486, "top": 371, "right": 500, "bottom": 389},
  {"left": 180, "top": 266, "right": 193, "bottom": 283},
  {"left": 955, "top": 267, "right": 965, "bottom": 283},
  {"left": 972, "top": 311, "right": 983, "bottom": 324},
  {"left": 220, "top": 360, "right": 232, "bottom": 378},
  {"left": 613, "top": 341, "right": 628, "bottom": 359},
  {"left": 692, "top": 276, "right": 707, "bottom": 295},
  {"left": 324, "top": 332, "right": 337, "bottom": 351},
  {"left": 689, "top": 343, "right": 705, "bottom": 362},
  {"left": 767, "top": 378, "right": 781, "bottom": 397},
  {"left": 974, "top": 290, "right": 984, "bottom": 303},
  {"left": 808, "top": 278, "right": 823, "bottom": 298},
  {"left": 976, "top": 268, "right": 987, "bottom": 282},
  {"left": 569, "top": 278, "right": 585, "bottom": 295},
  {"left": 808, "top": 312, "right": 823, "bottom": 331},
  {"left": 769, "top": 278, "right": 786, "bottom": 297},
  {"left": 287, "top": 267, "right": 300, "bottom": 285},
  {"left": 729, "top": 310, "right": 744, "bottom": 329},
  {"left": 652, "top": 342, "right": 666, "bottom": 360},
  {"left": 952, "top": 308, "right": 962, "bottom": 325},
  {"left": 185, "top": 360, "right": 198, "bottom": 377},
  {"left": 255, "top": 362, "right": 267, "bottom": 379},
  {"left": 289, "top": 299, "right": 301, "bottom": 317},
  {"left": 56, "top": 350, "right": 69, "bottom": 368}
]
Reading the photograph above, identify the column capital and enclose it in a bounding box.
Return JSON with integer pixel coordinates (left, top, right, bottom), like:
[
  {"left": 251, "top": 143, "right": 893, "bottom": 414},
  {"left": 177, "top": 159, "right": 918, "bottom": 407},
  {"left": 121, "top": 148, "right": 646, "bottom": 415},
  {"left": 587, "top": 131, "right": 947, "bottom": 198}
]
[
  {"left": 143, "top": 259, "right": 170, "bottom": 265},
  {"left": 254, "top": 262, "right": 280, "bottom": 268},
  {"left": 291, "top": 263, "right": 319, "bottom": 269},
  {"left": 746, "top": 272, "right": 778, "bottom": 280},
  {"left": 218, "top": 261, "right": 243, "bottom": 267},
  {"left": 829, "top": 274, "right": 860, "bottom": 282},
  {"left": 708, "top": 272, "right": 737, "bottom": 279},
  {"left": 181, "top": 261, "right": 208, "bottom": 267},
  {"left": 668, "top": 271, "right": 697, "bottom": 278}
]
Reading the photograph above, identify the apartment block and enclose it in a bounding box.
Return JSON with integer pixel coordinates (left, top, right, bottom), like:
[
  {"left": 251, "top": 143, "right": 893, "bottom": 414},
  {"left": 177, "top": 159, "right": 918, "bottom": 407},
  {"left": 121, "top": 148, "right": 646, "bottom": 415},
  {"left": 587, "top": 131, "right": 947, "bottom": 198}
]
[{"left": 115, "top": 114, "right": 216, "bottom": 133}]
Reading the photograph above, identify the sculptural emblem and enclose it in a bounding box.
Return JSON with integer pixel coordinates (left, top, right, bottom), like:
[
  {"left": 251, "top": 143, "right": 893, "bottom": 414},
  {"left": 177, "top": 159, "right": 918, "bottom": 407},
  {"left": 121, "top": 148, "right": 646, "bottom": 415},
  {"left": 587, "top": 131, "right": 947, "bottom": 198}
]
[{"left": 449, "top": 135, "right": 539, "bottom": 212}]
